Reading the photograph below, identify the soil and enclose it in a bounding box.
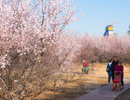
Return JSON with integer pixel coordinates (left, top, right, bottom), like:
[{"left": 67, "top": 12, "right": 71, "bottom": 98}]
[{"left": 115, "top": 88, "right": 130, "bottom": 100}]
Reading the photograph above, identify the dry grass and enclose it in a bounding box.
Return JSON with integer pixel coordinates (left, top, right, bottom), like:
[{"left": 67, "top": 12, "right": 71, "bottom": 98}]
[
  {"left": 32, "top": 75, "right": 107, "bottom": 100},
  {"left": 73, "top": 63, "right": 130, "bottom": 77},
  {"left": 96, "top": 63, "right": 130, "bottom": 77}
]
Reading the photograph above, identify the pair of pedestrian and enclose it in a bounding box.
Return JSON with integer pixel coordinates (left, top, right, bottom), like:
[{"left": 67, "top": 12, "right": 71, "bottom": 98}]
[{"left": 106, "top": 56, "right": 124, "bottom": 88}]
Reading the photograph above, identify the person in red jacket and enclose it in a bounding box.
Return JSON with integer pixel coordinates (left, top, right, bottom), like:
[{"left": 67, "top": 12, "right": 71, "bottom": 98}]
[
  {"left": 114, "top": 61, "right": 124, "bottom": 89},
  {"left": 83, "top": 60, "right": 89, "bottom": 74}
]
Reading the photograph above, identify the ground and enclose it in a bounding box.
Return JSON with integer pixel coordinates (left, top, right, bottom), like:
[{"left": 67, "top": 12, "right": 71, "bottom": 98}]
[
  {"left": 115, "top": 88, "right": 130, "bottom": 100},
  {"left": 32, "top": 76, "right": 107, "bottom": 100},
  {"left": 1, "top": 63, "right": 130, "bottom": 100},
  {"left": 32, "top": 63, "right": 130, "bottom": 100}
]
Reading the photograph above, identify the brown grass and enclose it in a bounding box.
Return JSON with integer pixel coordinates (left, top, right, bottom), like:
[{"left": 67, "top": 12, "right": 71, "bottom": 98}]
[
  {"left": 32, "top": 75, "right": 107, "bottom": 100},
  {"left": 73, "top": 63, "right": 130, "bottom": 77}
]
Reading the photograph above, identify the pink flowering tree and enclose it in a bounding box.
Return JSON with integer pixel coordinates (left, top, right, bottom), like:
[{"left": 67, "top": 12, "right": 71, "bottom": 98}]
[
  {"left": 0, "top": 0, "right": 83, "bottom": 99},
  {"left": 77, "top": 35, "right": 130, "bottom": 64}
]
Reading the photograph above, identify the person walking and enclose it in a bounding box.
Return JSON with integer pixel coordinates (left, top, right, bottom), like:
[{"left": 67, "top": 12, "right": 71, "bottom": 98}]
[
  {"left": 106, "top": 59, "right": 113, "bottom": 85},
  {"left": 114, "top": 61, "right": 124, "bottom": 89},
  {"left": 111, "top": 56, "right": 118, "bottom": 80}
]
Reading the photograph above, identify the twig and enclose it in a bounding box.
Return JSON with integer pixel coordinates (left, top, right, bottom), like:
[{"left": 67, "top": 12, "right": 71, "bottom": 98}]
[{"left": 0, "top": 77, "right": 8, "bottom": 90}]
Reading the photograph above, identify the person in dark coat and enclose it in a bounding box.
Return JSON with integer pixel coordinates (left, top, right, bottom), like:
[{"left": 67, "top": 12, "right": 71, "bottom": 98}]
[
  {"left": 106, "top": 59, "right": 113, "bottom": 85},
  {"left": 111, "top": 56, "right": 118, "bottom": 80}
]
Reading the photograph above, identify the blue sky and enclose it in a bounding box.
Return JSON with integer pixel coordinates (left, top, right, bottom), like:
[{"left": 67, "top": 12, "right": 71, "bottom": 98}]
[{"left": 67, "top": 0, "right": 130, "bottom": 36}]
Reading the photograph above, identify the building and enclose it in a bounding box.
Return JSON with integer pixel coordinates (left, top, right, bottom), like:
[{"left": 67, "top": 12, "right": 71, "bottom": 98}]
[
  {"left": 113, "top": 33, "right": 118, "bottom": 37},
  {"left": 103, "top": 25, "right": 114, "bottom": 37}
]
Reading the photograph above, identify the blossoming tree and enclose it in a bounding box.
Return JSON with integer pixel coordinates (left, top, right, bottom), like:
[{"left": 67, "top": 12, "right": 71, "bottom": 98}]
[{"left": 0, "top": 0, "right": 83, "bottom": 99}]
